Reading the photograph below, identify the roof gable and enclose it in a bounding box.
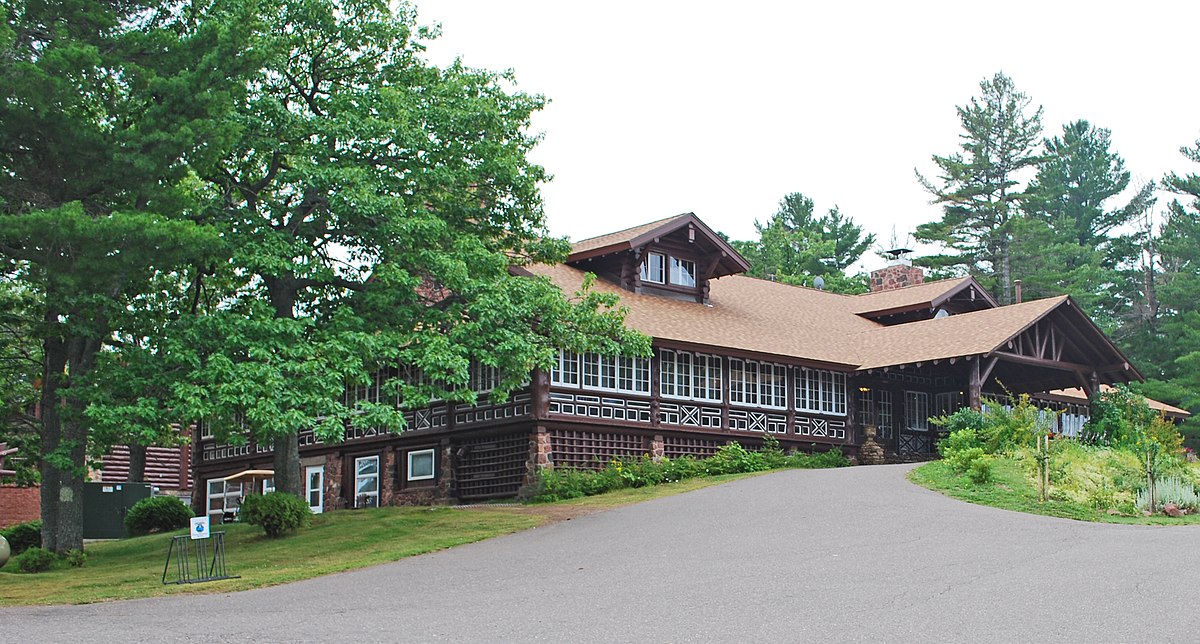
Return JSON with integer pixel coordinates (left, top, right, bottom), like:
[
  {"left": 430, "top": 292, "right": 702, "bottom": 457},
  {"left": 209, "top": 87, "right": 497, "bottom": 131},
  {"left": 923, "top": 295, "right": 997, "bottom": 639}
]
[
  {"left": 568, "top": 213, "right": 751, "bottom": 278},
  {"left": 852, "top": 276, "right": 998, "bottom": 321}
]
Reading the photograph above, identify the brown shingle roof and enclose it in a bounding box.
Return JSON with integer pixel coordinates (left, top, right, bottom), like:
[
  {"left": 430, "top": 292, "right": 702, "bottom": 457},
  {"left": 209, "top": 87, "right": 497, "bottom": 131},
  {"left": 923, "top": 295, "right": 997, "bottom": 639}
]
[
  {"left": 570, "top": 215, "right": 689, "bottom": 255},
  {"left": 851, "top": 276, "right": 993, "bottom": 315},
  {"left": 528, "top": 263, "right": 1076, "bottom": 371},
  {"left": 849, "top": 297, "right": 1067, "bottom": 369}
]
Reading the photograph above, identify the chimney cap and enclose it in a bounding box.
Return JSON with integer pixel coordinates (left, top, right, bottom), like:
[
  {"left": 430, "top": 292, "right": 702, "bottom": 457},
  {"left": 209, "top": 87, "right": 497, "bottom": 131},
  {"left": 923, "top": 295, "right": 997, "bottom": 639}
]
[{"left": 883, "top": 248, "right": 913, "bottom": 259}]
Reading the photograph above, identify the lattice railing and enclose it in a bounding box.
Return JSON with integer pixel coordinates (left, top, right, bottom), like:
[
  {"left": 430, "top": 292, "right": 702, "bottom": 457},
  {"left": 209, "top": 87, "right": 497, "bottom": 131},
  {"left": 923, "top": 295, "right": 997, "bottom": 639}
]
[
  {"left": 899, "top": 433, "right": 932, "bottom": 454},
  {"left": 455, "top": 393, "right": 532, "bottom": 426},
  {"left": 794, "top": 416, "right": 847, "bottom": 440},
  {"left": 727, "top": 409, "right": 788, "bottom": 433},
  {"left": 549, "top": 429, "right": 647, "bottom": 469},
  {"left": 548, "top": 392, "right": 652, "bottom": 424},
  {"left": 659, "top": 402, "right": 722, "bottom": 428}
]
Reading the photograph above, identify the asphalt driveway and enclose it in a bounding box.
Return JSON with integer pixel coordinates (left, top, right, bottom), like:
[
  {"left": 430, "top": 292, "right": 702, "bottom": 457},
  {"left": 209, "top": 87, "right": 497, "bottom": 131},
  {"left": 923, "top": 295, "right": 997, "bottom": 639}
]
[{"left": 6, "top": 463, "right": 1200, "bottom": 643}]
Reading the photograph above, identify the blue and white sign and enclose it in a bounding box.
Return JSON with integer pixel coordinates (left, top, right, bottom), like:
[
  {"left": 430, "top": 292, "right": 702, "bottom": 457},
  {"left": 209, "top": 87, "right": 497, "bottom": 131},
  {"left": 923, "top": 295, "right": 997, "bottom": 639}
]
[{"left": 190, "top": 516, "right": 210, "bottom": 540}]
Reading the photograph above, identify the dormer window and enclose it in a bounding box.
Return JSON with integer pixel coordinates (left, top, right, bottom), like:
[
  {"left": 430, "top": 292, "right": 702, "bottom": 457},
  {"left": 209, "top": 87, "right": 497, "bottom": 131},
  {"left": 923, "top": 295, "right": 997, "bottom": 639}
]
[
  {"left": 641, "top": 252, "right": 666, "bottom": 284},
  {"left": 670, "top": 257, "right": 696, "bottom": 287}
]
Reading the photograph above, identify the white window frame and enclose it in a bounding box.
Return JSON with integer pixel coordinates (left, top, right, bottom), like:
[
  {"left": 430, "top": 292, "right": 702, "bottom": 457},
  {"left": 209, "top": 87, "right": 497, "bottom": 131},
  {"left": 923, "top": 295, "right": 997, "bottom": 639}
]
[
  {"left": 670, "top": 256, "right": 697, "bottom": 287},
  {"left": 407, "top": 449, "right": 436, "bottom": 482},
  {"left": 354, "top": 455, "right": 380, "bottom": 508},
  {"left": 206, "top": 479, "right": 243, "bottom": 521},
  {"left": 906, "top": 391, "right": 930, "bottom": 432},
  {"left": 660, "top": 349, "right": 722, "bottom": 403},
  {"left": 551, "top": 350, "right": 580, "bottom": 386},
  {"left": 306, "top": 465, "right": 324, "bottom": 514},
  {"left": 641, "top": 252, "right": 666, "bottom": 284},
  {"left": 617, "top": 356, "right": 651, "bottom": 395},
  {"left": 262, "top": 478, "right": 275, "bottom": 495},
  {"left": 877, "top": 390, "right": 893, "bottom": 436},
  {"left": 470, "top": 362, "right": 500, "bottom": 394},
  {"left": 794, "top": 367, "right": 847, "bottom": 416}
]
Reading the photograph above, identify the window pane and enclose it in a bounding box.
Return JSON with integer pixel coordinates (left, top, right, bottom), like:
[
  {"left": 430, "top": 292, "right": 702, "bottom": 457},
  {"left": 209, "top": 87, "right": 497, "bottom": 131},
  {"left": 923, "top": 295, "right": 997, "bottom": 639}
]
[
  {"left": 356, "top": 476, "right": 378, "bottom": 495},
  {"left": 409, "top": 451, "right": 435, "bottom": 479},
  {"left": 357, "top": 456, "right": 378, "bottom": 476},
  {"left": 670, "top": 257, "right": 696, "bottom": 287}
]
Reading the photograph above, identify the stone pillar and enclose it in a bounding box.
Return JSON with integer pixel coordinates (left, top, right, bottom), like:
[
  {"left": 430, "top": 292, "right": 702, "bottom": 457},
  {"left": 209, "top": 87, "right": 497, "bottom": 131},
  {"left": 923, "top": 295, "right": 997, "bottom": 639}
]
[
  {"left": 529, "top": 426, "right": 552, "bottom": 476},
  {"left": 650, "top": 434, "right": 665, "bottom": 461},
  {"left": 857, "top": 425, "right": 886, "bottom": 466},
  {"left": 324, "top": 452, "right": 343, "bottom": 512},
  {"left": 380, "top": 449, "right": 396, "bottom": 507},
  {"left": 438, "top": 438, "right": 456, "bottom": 501}
]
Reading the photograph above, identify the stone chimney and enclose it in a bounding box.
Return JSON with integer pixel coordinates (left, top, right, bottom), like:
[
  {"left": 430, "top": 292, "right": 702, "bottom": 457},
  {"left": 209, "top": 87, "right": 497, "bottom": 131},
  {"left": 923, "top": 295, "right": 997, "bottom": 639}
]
[{"left": 870, "top": 249, "right": 925, "bottom": 292}]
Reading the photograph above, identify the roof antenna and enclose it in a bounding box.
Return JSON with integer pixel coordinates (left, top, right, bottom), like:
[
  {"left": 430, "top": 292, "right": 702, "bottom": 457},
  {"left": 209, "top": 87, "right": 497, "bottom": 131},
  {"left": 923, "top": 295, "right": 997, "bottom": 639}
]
[{"left": 812, "top": 276, "right": 826, "bottom": 290}]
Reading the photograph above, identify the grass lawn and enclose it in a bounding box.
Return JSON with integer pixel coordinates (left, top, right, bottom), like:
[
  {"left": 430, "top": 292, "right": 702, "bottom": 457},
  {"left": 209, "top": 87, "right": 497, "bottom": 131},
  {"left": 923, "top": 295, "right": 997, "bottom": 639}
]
[
  {"left": 0, "top": 470, "right": 763, "bottom": 606},
  {"left": 909, "top": 457, "right": 1200, "bottom": 526}
]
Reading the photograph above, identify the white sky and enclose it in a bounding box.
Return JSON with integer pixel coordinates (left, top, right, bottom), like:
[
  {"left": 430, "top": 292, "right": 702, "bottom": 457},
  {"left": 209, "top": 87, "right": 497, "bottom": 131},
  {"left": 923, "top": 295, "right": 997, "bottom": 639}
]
[{"left": 416, "top": 0, "right": 1200, "bottom": 271}]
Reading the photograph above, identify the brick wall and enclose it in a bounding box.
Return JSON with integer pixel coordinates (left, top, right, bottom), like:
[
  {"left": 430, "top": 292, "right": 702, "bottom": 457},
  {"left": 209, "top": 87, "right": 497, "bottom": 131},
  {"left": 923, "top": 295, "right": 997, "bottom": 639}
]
[{"left": 0, "top": 485, "right": 40, "bottom": 528}]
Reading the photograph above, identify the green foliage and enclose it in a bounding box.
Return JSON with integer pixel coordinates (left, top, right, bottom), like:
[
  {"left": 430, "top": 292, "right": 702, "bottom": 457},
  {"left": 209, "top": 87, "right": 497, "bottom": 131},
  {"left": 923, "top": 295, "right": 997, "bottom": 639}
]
[
  {"left": 1083, "top": 385, "right": 1182, "bottom": 457},
  {"left": 240, "top": 492, "right": 313, "bottom": 538},
  {"left": 1138, "top": 477, "right": 1198, "bottom": 513},
  {"left": 732, "top": 192, "right": 874, "bottom": 294},
  {"left": 915, "top": 72, "right": 1044, "bottom": 304},
  {"left": 13, "top": 546, "right": 56, "bottom": 573},
  {"left": 124, "top": 496, "right": 194, "bottom": 537},
  {"left": 967, "top": 456, "right": 994, "bottom": 484},
  {"left": 936, "top": 426, "right": 983, "bottom": 459},
  {"left": 1, "top": 520, "right": 42, "bottom": 556},
  {"left": 525, "top": 441, "right": 849, "bottom": 502},
  {"left": 65, "top": 548, "right": 87, "bottom": 568}
]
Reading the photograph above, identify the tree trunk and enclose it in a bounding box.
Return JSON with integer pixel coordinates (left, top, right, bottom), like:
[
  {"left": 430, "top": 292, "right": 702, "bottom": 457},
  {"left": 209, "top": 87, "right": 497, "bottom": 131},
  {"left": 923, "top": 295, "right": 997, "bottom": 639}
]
[
  {"left": 39, "top": 333, "right": 67, "bottom": 553},
  {"left": 264, "top": 275, "right": 304, "bottom": 497},
  {"left": 272, "top": 434, "right": 302, "bottom": 496},
  {"left": 127, "top": 443, "right": 147, "bottom": 483}
]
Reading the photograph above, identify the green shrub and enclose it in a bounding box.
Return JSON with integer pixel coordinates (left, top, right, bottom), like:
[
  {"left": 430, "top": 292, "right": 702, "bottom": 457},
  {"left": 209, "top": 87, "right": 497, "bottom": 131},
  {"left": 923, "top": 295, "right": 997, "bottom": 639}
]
[
  {"left": 661, "top": 455, "right": 704, "bottom": 482},
  {"left": 967, "top": 456, "right": 993, "bottom": 484},
  {"left": 240, "top": 492, "right": 312, "bottom": 538},
  {"left": 784, "top": 448, "right": 851, "bottom": 469},
  {"left": 705, "top": 442, "right": 768, "bottom": 475},
  {"left": 13, "top": 546, "right": 56, "bottom": 573},
  {"left": 938, "top": 427, "right": 984, "bottom": 459},
  {"left": 65, "top": 548, "right": 87, "bottom": 568},
  {"left": 933, "top": 408, "right": 986, "bottom": 436},
  {"left": 759, "top": 434, "right": 788, "bottom": 469},
  {"left": 125, "top": 495, "right": 194, "bottom": 536},
  {"left": 1, "top": 519, "right": 42, "bottom": 556}
]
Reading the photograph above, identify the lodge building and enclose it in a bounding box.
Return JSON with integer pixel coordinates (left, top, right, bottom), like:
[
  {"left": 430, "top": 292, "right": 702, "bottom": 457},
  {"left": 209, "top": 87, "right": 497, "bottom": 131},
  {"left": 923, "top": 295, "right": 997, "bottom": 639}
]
[{"left": 189, "top": 213, "right": 1189, "bottom": 518}]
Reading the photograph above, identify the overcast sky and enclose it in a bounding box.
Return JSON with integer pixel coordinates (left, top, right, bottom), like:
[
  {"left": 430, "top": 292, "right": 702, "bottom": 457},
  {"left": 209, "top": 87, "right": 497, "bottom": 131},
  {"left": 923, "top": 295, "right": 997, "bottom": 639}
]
[{"left": 416, "top": 0, "right": 1200, "bottom": 271}]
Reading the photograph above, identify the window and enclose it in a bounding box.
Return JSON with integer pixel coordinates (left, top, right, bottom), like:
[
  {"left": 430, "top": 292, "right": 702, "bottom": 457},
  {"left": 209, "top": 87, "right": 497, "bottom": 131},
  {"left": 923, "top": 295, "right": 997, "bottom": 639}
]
[
  {"left": 408, "top": 449, "right": 436, "bottom": 481},
  {"left": 198, "top": 421, "right": 213, "bottom": 440},
  {"left": 876, "top": 391, "right": 893, "bottom": 438},
  {"left": 641, "top": 252, "right": 665, "bottom": 284},
  {"left": 354, "top": 456, "right": 380, "bottom": 508},
  {"left": 582, "top": 353, "right": 618, "bottom": 390},
  {"left": 794, "top": 368, "right": 847, "bottom": 415},
  {"left": 729, "top": 359, "right": 786, "bottom": 408},
  {"left": 551, "top": 351, "right": 580, "bottom": 386},
  {"left": 306, "top": 465, "right": 324, "bottom": 514},
  {"left": 206, "top": 479, "right": 243, "bottom": 521},
  {"left": 617, "top": 356, "right": 651, "bottom": 394},
  {"left": 858, "top": 389, "right": 874, "bottom": 425},
  {"left": 670, "top": 257, "right": 697, "bottom": 287},
  {"left": 660, "top": 349, "right": 721, "bottom": 402},
  {"left": 935, "top": 391, "right": 963, "bottom": 416},
  {"left": 262, "top": 478, "right": 275, "bottom": 495},
  {"left": 469, "top": 362, "right": 500, "bottom": 394},
  {"left": 906, "top": 391, "right": 930, "bottom": 431}
]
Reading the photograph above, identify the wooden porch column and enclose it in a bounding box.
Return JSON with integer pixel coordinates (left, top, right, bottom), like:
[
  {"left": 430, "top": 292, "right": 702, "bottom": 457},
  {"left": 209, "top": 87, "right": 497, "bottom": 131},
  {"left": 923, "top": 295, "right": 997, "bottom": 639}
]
[{"left": 968, "top": 359, "right": 982, "bottom": 411}]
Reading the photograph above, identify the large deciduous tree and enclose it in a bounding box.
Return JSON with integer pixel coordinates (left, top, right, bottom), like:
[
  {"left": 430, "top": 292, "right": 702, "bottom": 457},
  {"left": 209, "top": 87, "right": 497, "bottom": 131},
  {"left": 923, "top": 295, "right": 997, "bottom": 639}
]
[
  {"left": 733, "top": 192, "right": 874, "bottom": 294},
  {"left": 172, "top": 0, "right": 647, "bottom": 495},
  {"left": 0, "top": 0, "right": 250, "bottom": 552},
  {"left": 916, "top": 72, "right": 1043, "bottom": 305}
]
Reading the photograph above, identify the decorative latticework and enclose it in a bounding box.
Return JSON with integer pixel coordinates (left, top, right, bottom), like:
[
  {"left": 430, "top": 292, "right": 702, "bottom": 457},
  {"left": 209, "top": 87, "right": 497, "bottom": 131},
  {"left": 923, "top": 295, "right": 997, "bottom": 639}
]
[
  {"left": 455, "top": 393, "right": 532, "bottom": 426},
  {"left": 794, "top": 416, "right": 847, "bottom": 440},
  {"left": 899, "top": 433, "right": 932, "bottom": 454},
  {"left": 201, "top": 443, "right": 252, "bottom": 463},
  {"left": 549, "top": 429, "right": 647, "bottom": 469},
  {"left": 727, "top": 409, "right": 787, "bottom": 433},
  {"left": 662, "top": 436, "right": 722, "bottom": 459},
  {"left": 404, "top": 404, "right": 448, "bottom": 432},
  {"left": 548, "top": 392, "right": 651, "bottom": 423},
  {"left": 659, "top": 402, "right": 722, "bottom": 428},
  {"left": 456, "top": 433, "right": 530, "bottom": 500}
]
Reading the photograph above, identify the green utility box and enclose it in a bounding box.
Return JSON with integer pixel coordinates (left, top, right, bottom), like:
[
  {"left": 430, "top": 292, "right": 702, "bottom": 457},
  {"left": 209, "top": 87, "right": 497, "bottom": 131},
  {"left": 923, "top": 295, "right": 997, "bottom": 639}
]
[{"left": 82, "top": 482, "right": 153, "bottom": 539}]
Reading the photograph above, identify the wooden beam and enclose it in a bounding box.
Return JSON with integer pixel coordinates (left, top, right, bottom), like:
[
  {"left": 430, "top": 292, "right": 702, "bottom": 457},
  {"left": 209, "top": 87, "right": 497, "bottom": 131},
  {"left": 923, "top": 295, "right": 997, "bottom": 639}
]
[{"left": 993, "top": 351, "right": 1128, "bottom": 375}]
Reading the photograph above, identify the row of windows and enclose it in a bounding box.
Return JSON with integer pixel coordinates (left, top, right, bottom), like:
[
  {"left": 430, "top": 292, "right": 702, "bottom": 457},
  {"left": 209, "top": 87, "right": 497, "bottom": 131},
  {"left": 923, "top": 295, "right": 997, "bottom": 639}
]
[
  {"left": 640, "top": 251, "right": 697, "bottom": 288},
  {"left": 554, "top": 349, "right": 850, "bottom": 416},
  {"left": 343, "top": 363, "right": 503, "bottom": 409}
]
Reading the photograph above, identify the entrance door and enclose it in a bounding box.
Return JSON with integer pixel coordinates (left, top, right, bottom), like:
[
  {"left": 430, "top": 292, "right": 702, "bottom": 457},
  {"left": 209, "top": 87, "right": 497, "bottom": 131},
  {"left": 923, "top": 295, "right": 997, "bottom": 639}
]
[{"left": 305, "top": 465, "right": 324, "bottom": 514}]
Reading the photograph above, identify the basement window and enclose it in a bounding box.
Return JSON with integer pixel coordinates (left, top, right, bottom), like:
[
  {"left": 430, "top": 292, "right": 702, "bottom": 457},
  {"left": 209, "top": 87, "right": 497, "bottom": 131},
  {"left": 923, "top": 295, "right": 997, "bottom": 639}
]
[{"left": 408, "top": 449, "right": 436, "bottom": 481}]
